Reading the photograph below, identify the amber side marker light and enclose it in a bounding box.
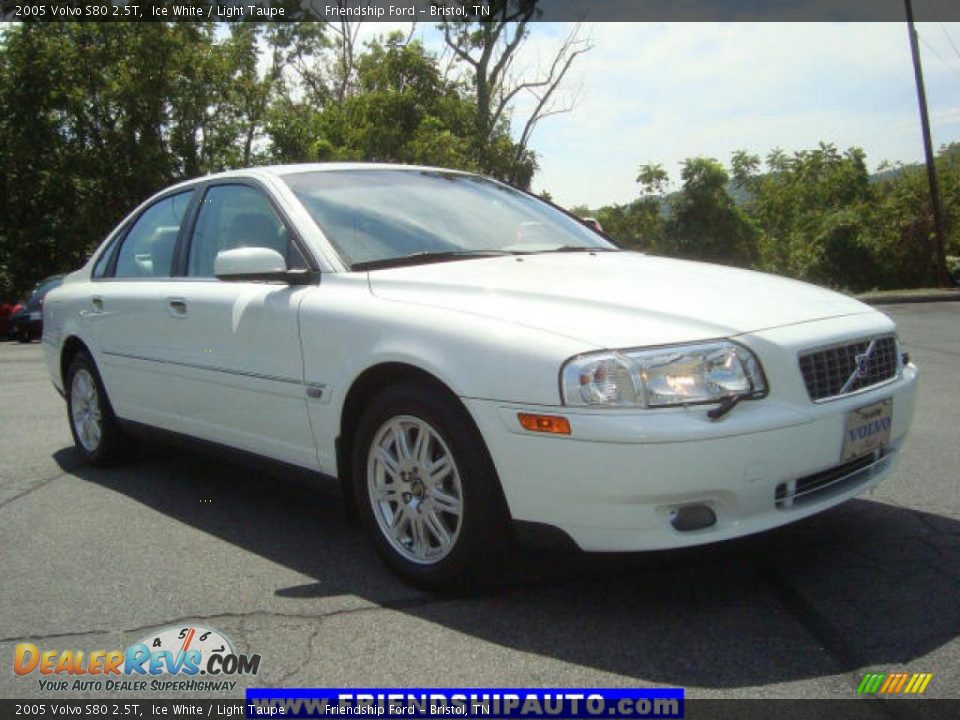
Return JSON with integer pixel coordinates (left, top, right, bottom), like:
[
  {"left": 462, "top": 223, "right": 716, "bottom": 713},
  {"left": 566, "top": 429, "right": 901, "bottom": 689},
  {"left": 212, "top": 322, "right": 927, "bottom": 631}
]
[{"left": 518, "top": 413, "right": 571, "bottom": 435}]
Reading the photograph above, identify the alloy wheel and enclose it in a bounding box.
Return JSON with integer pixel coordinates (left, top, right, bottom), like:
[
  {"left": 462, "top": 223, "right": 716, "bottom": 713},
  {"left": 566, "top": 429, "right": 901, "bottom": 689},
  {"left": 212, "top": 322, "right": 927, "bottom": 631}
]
[
  {"left": 366, "top": 415, "right": 464, "bottom": 565},
  {"left": 70, "top": 368, "right": 102, "bottom": 453}
]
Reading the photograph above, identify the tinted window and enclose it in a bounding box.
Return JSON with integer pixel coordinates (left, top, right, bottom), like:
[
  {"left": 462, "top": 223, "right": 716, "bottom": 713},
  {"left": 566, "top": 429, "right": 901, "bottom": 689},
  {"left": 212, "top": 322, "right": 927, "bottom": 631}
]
[
  {"left": 187, "top": 184, "right": 306, "bottom": 278},
  {"left": 114, "top": 191, "right": 194, "bottom": 278},
  {"left": 92, "top": 246, "right": 111, "bottom": 278},
  {"left": 93, "top": 234, "right": 121, "bottom": 278}
]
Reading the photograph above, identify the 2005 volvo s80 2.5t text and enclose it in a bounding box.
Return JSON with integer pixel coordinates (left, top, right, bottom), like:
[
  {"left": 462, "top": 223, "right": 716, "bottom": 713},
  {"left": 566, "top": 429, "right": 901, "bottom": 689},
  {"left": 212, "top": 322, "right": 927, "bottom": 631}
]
[{"left": 42, "top": 164, "right": 917, "bottom": 586}]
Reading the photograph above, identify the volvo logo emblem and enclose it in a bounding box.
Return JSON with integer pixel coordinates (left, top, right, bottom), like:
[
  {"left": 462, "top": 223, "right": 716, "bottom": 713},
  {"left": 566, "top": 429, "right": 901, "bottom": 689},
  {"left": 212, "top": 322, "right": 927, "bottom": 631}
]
[{"left": 841, "top": 339, "right": 877, "bottom": 393}]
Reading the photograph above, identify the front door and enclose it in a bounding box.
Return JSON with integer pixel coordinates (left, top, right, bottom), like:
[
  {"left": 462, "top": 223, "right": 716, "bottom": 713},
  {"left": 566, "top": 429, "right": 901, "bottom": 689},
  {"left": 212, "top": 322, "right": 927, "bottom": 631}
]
[{"left": 161, "top": 182, "right": 319, "bottom": 470}]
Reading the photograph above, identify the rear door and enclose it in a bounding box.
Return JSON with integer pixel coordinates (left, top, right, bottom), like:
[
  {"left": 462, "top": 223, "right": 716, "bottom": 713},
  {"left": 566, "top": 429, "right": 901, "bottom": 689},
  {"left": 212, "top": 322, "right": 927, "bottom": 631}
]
[
  {"left": 87, "top": 189, "right": 196, "bottom": 429},
  {"left": 161, "top": 181, "right": 320, "bottom": 470}
]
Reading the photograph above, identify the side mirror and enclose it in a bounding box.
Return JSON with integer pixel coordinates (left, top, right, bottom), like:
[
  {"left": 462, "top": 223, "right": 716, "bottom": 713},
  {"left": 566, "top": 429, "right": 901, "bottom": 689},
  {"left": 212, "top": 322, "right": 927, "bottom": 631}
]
[{"left": 214, "top": 247, "right": 287, "bottom": 282}]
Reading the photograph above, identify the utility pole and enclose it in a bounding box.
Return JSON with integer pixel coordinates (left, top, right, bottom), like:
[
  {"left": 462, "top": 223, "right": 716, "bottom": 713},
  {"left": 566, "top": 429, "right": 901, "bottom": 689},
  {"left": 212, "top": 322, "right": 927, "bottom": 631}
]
[{"left": 905, "top": 0, "right": 952, "bottom": 287}]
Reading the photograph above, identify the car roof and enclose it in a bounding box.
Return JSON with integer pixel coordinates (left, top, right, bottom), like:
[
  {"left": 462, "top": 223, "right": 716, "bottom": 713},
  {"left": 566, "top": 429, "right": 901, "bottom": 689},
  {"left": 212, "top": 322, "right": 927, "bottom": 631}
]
[
  {"left": 261, "top": 162, "right": 471, "bottom": 177},
  {"left": 198, "top": 162, "right": 468, "bottom": 183},
  {"left": 158, "top": 162, "right": 474, "bottom": 197}
]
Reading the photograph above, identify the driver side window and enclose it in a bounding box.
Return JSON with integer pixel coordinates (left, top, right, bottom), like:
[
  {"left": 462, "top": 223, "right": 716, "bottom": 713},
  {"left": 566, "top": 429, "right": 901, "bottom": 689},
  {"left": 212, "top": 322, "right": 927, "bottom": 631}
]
[
  {"left": 113, "top": 191, "right": 194, "bottom": 279},
  {"left": 187, "top": 184, "right": 306, "bottom": 278}
]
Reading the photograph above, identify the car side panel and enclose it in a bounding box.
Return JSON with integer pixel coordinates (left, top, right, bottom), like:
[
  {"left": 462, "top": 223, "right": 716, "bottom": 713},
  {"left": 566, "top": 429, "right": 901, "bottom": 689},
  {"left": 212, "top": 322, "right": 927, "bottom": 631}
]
[
  {"left": 81, "top": 281, "right": 183, "bottom": 429},
  {"left": 296, "top": 274, "right": 590, "bottom": 477},
  {"left": 42, "top": 272, "right": 179, "bottom": 433},
  {"left": 162, "top": 280, "right": 320, "bottom": 471}
]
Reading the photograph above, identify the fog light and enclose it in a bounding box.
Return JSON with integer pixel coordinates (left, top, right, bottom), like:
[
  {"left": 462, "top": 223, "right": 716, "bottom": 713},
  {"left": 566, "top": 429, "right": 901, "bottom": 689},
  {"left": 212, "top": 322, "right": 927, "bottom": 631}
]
[{"left": 670, "top": 504, "right": 717, "bottom": 532}]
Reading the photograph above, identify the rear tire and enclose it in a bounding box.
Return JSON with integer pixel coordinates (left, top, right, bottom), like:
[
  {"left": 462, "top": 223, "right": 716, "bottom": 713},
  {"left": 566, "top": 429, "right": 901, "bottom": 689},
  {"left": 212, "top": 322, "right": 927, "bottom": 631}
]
[
  {"left": 352, "top": 382, "right": 512, "bottom": 589},
  {"left": 66, "top": 351, "right": 125, "bottom": 465}
]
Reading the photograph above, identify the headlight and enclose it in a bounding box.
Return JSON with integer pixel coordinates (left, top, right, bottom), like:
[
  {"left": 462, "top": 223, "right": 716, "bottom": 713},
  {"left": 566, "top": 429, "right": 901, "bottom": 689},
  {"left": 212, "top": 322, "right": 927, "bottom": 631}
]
[{"left": 561, "top": 341, "right": 767, "bottom": 408}]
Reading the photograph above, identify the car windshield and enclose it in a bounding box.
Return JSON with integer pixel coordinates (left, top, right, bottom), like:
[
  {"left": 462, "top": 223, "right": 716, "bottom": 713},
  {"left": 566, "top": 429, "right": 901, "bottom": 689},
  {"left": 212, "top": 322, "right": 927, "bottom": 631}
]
[{"left": 282, "top": 169, "right": 616, "bottom": 269}]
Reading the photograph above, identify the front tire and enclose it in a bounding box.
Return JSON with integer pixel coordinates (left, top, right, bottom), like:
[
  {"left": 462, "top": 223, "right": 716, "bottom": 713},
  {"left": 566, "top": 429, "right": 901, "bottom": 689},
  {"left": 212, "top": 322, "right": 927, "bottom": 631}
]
[
  {"left": 352, "top": 382, "right": 512, "bottom": 588},
  {"left": 66, "top": 352, "right": 124, "bottom": 465}
]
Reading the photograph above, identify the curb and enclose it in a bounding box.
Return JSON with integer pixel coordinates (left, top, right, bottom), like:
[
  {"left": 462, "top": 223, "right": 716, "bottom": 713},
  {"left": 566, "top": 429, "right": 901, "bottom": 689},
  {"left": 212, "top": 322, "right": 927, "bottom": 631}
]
[{"left": 858, "top": 291, "right": 960, "bottom": 306}]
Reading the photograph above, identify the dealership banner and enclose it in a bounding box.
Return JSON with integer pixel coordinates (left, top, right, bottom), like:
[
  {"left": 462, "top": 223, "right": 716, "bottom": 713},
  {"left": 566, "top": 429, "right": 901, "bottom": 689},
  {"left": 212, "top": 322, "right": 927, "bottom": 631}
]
[
  {"left": 4, "top": 699, "right": 960, "bottom": 719},
  {"left": 244, "top": 689, "right": 684, "bottom": 719},
  {"left": 3, "top": 0, "right": 960, "bottom": 23}
]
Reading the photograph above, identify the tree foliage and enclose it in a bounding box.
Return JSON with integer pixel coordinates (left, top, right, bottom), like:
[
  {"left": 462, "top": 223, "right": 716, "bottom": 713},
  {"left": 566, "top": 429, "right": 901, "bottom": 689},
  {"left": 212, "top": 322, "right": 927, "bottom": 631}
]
[
  {"left": 661, "top": 157, "right": 757, "bottom": 266},
  {"left": 0, "top": 18, "right": 585, "bottom": 297},
  {"left": 2, "top": 20, "right": 954, "bottom": 298},
  {"left": 0, "top": 23, "right": 245, "bottom": 297},
  {"left": 581, "top": 143, "right": 960, "bottom": 291},
  {"left": 265, "top": 33, "right": 529, "bottom": 179}
]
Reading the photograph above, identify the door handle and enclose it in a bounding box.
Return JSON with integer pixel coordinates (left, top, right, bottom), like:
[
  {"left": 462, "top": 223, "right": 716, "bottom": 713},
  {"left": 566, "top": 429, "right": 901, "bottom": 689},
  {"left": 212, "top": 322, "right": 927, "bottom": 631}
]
[
  {"left": 167, "top": 298, "right": 188, "bottom": 318},
  {"left": 81, "top": 297, "right": 106, "bottom": 319}
]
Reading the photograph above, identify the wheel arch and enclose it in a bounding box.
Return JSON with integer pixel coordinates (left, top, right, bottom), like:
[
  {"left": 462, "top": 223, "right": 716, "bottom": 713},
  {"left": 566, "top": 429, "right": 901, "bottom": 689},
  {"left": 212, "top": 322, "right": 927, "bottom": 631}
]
[
  {"left": 60, "top": 335, "right": 93, "bottom": 388},
  {"left": 336, "top": 362, "right": 509, "bottom": 522}
]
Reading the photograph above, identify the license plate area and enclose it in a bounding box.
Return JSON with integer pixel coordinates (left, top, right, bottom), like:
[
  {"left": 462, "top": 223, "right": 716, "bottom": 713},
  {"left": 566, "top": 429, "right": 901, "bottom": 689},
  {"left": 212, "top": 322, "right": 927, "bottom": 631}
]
[{"left": 842, "top": 399, "right": 892, "bottom": 462}]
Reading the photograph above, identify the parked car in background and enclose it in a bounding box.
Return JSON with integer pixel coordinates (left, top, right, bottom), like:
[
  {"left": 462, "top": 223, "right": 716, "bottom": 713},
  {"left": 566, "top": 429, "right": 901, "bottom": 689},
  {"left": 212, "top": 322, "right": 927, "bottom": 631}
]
[
  {"left": 581, "top": 216, "right": 604, "bottom": 233},
  {"left": 41, "top": 164, "right": 918, "bottom": 587},
  {"left": 9, "top": 275, "right": 64, "bottom": 343},
  {"left": 0, "top": 299, "right": 15, "bottom": 338}
]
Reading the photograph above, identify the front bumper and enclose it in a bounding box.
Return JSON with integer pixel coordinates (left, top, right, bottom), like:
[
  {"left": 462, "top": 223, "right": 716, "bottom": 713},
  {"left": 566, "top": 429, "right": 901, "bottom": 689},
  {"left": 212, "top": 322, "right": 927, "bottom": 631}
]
[{"left": 464, "top": 352, "right": 918, "bottom": 553}]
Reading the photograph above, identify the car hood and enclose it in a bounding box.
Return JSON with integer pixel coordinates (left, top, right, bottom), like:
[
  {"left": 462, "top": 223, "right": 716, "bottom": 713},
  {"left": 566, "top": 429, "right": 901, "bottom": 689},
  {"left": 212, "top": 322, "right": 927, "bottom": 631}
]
[{"left": 367, "top": 252, "right": 876, "bottom": 348}]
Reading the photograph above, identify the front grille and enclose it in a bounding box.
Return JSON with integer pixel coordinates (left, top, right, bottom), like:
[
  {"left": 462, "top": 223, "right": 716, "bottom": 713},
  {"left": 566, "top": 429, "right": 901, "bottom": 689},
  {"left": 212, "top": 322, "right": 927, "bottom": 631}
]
[
  {"left": 775, "top": 450, "right": 892, "bottom": 510},
  {"left": 798, "top": 335, "right": 898, "bottom": 401}
]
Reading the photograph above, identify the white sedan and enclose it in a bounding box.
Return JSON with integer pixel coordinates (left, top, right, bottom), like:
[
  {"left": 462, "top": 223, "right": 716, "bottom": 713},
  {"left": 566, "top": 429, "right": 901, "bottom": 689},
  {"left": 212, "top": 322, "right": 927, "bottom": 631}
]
[{"left": 42, "top": 164, "right": 918, "bottom": 586}]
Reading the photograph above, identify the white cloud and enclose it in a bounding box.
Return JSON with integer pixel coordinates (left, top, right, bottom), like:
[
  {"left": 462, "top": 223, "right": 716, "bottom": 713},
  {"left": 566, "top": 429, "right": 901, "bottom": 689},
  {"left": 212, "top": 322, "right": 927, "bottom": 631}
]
[
  {"left": 521, "top": 22, "right": 960, "bottom": 207},
  {"left": 296, "top": 20, "right": 960, "bottom": 209}
]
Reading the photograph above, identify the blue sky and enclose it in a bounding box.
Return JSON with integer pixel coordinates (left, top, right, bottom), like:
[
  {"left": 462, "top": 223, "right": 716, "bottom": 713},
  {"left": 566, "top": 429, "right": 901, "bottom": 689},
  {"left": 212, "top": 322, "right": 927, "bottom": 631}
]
[{"left": 363, "top": 22, "right": 960, "bottom": 208}]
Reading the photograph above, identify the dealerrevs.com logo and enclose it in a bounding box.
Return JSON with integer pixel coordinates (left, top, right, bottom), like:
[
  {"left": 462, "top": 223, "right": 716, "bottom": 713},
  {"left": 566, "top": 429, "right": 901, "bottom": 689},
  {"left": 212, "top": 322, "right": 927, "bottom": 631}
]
[{"left": 13, "top": 624, "right": 261, "bottom": 693}]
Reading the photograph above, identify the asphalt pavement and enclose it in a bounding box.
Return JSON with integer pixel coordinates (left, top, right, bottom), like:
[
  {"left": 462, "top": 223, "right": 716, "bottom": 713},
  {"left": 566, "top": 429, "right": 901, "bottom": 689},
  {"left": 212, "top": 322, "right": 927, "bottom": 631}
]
[{"left": 0, "top": 303, "right": 957, "bottom": 705}]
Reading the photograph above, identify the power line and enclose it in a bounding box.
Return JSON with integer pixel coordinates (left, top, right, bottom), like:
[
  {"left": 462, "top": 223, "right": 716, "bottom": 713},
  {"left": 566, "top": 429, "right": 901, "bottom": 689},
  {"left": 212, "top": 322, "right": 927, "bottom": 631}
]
[
  {"left": 923, "top": 0, "right": 960, "bottom": 61},
  {"left": 918, "top": 31, "right": 960, "bottom": 81},
  {"left": 938, "top": 22, "right": 960, "bottom": 61}
]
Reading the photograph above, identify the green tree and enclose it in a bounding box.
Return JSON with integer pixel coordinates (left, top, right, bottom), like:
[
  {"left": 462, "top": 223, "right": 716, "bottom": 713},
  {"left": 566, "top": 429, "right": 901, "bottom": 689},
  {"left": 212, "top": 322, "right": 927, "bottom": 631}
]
[
  {"left": 266, "top": 33, "right": 533, "bottom": 180},
  {"left": 864, "top": 144, "right": 960, "bottom": 288},
  {"left": 661, "top": 157, "right": 757, "bottom": 266},
  {"left": 737, "top": 143, "right": 880, "bottom": 289},
  {"left": 636, "top": 163, "right": 669, "bottom": 196},
  {"left": 591, "top": 202, "right": 653, "bottom": 249},
  {"left": 0, "top": 23, "right": 275, "bottom": 297}
]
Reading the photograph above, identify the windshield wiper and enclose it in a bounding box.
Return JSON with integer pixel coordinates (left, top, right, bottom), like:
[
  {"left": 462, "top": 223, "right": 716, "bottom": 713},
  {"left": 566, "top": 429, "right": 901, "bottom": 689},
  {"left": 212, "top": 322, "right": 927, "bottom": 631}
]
[
  {"left": 531, "top": 246, "right": 619, "bottom": 254},
  {"left": 706, "top": 390, "right": 765, "bottom": 420},
  {"left": 352, "top": 250, "right": 512, "bottom": 272},
  {"left": 706, "top": 394, "right": 746, "bottom": 420}
]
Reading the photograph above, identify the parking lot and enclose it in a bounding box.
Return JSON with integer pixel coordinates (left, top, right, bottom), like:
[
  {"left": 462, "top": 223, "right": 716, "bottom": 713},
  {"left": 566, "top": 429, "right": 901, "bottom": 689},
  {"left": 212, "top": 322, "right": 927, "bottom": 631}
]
[{"left": 1, "top": 302, "right": 957, "bottom": 703}]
